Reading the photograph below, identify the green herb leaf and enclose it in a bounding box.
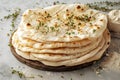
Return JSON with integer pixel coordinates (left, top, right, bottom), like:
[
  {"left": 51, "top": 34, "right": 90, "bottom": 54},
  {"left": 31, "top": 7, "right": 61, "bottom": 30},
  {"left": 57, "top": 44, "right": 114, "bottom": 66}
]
[
  {"left": 72, "top": 32, "right": 75, "bottom": 34},
  {"left": 50, "top": 27, "right": 55, "bottom": 31},
  {"left": 4, "top": 8, "right": 21, "bottom": 32},
  {"left": 11, "top": 69, "right": 25, "bottom": 78},
  {"left": 36, "top": 22, "right": 44, "bottom": 29},
  {"left": 38, "top": 75, "right": 43, "bottom": 78},
  {"left": 12, "top": 70, "right": 17, "bottom": 74},
  {"left": 18, "top": 71, "right": 24, "bottom": 78},
  {"left": 93, "top": 29, "right": 96, "bottom": 33},
  {"left": 8, "top": 43, "right": 12, "bottom": 47},
  {"left": 61, "top": 75, "right": 64, "bottom": 78},
  {"left": 86, "top": 1, "right": 120, "bottom": 12}
]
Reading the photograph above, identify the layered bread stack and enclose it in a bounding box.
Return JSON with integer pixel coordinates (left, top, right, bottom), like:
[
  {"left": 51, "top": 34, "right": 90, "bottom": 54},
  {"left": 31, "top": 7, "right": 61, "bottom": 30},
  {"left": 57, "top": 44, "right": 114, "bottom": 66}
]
[{"left": 11, "top": 4, "right": 111, "bottom": 71}]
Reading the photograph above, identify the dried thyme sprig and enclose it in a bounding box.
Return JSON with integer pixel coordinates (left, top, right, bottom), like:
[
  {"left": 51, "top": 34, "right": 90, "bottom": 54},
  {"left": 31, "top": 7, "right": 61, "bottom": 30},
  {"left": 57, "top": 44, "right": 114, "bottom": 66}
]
[
  {"left": 12, "top": 69, "right": 25, "bottom": 78},
  {"left": 4, "top": 8, "right": 21, "bottom": 28},
  {"left": 86, "top": 1, "right": 120, "bottom": 12}
]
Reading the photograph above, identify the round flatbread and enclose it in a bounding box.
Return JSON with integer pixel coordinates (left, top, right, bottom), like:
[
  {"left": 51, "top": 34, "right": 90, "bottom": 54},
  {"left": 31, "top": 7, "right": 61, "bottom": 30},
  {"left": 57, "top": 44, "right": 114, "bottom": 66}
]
[
  {"left": 10, "top": 4, "right": 110, "bottom": 71},
  {"left": 17, "top": 4, "right": 107, "bottom": 42}
]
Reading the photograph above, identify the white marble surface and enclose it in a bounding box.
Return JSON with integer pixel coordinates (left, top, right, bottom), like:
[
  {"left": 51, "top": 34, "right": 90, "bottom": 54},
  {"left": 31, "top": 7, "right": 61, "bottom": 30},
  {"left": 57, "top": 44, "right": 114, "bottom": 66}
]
[{"left": 0, "top": 0, "right": 120, "bottom": 80}]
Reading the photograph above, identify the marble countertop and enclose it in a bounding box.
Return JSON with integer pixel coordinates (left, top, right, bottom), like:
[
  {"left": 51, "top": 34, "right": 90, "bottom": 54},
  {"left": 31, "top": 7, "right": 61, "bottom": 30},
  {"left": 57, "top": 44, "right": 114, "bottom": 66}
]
[{"left": 0, "top": 0, "right": 120, "bottom": 80}]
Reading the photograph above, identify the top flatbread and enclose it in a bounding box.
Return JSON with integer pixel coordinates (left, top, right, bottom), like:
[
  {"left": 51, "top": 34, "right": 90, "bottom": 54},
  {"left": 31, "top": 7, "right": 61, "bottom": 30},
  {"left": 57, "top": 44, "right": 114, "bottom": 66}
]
[{"left": 17, "top": 4, "right": 107, "bottom": 42}]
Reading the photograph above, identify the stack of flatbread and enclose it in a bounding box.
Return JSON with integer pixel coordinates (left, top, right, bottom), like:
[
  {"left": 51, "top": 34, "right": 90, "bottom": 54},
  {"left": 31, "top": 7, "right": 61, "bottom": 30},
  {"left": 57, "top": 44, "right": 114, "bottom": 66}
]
[{"left": 11, "top": 4, "right": 111, "bottom": 71}]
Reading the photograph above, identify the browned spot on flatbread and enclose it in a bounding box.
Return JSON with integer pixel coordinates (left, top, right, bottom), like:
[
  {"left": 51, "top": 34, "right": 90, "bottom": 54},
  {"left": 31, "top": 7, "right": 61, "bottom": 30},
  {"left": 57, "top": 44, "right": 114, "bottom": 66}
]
[
  {"left": 27, "top": 23, "right": 31, "bottom": 26},
  {"left": 76, "top": 5, "right": 81, "bottom": 9},
  {"left": 107, "top": 42, "right": 110, "bottom": 45}
]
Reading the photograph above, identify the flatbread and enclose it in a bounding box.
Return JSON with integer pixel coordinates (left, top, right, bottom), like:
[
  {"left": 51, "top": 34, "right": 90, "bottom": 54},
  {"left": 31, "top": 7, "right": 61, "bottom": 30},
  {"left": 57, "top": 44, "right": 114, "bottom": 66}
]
[
  {"left": 12, "top": 35, "right": 102, "bottom": 54},
  {"left": 12, "top": 30, "right": 98, "bottom": 49},
  {"left": 17, "top": 4, "right": 107, "bottom": 42}
]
